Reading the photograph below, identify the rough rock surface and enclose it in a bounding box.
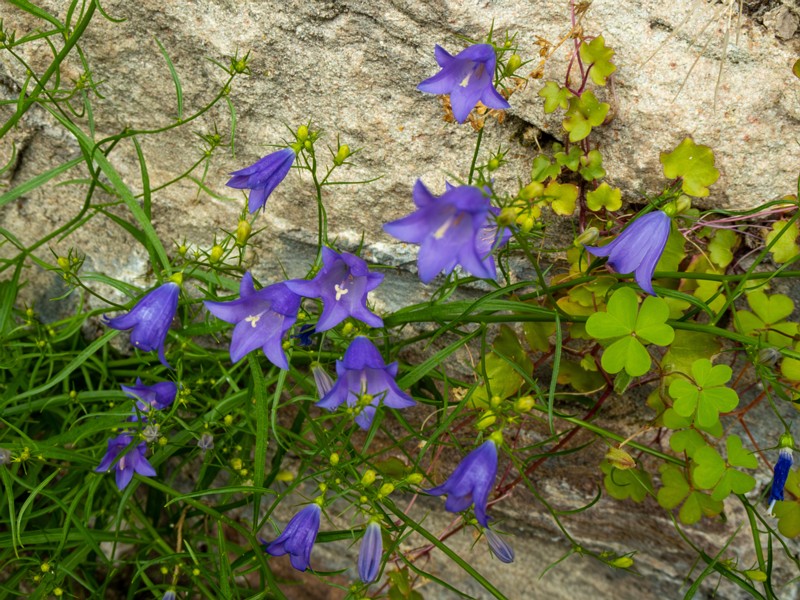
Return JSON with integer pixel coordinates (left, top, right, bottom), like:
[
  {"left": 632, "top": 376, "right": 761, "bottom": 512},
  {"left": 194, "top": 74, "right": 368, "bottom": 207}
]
[{"left": 1, "top": 1, "right": 799, "bottom": 598}]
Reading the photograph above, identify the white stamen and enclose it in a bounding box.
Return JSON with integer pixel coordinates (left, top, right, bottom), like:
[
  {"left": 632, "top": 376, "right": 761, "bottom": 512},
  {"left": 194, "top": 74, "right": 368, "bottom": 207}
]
[
  {"left": 334, "top": 284, "right": 349, "bottom": 301},
  {"left": 434, "top": 216, "right": 455, "bottom": 240},
  {"left": 245, "top": 314, "right": 261, "bottom": 328},
  {"left": 460, "top": 73, "right": 471, "bottom": 87},
  {"left": 119, "top": 455, "right": 126, "bottom": 471}
]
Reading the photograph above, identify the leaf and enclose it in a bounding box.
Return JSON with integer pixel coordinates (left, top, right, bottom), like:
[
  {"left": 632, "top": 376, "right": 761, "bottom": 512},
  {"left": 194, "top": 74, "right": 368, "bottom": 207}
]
[
  {"left": 558, "top": 360, "right": 605, "bottom": 393},
  {"left": 747, "top": 290, "right": 795, "bottom": 323},
  {"left": 530, "top": 155, "right": 560, "bottom": 182},
  {"left": 692, "top": 445, "right": 726, "bottom": 489},
  {"left": 473, "top": 326, "right": 532, "bottom": 405},
  {"left": 539, "top": 81, "right": 572, "bottom": 113},
  {"left": 586, "top": 286, "right": 638, "bottom": 338},
  {"left": 661, "top": 330, "right": 721, "bottom": 377},
  {"left": 766, "top": 220, "right": 800, "bottom": 263},
  {"left": 555, "top": 146, "right": 582, "bottom": 171},
  {"left": 708, "top": 230, "right": 737, "bottom": 268},
  {"left": 579, "top": 149, "right": 606, "bottom": 181},
  {"left": 680, "top": 490, "right": 723, "bottom": 525},
  {"left": 579, "top": 35, "right": 617, "bottom": 86},
  {"left": 634, "top": 296, "right": 674, "bottom": 346},
  {"left": 660, "top": 137, "right": 720, "bottom": 197},
  {"left": 669, "top": 358, "right": 738, "bottom": 429},
  {"left": 523, "top": 320, "right": 555, "bottom": 351},
  {"left": 782, "top": 341, "right": 800, "bottom": 381},
  {"left": 657, "top": 465, "right": 690, "bottom": 510},
  {"left": 737, "top": 291, "right": 798, "bottom": 347},
  {"left": 586, "top": 182, "right": 622, "bottom": 212},
  {"left": 774, "top": 501, "right": 800, "bottom": 537},
  {"left": 601, "top": 461, "right": 652, "bottom": 502},
  {"left": 669, "top": 429, "right": 706, "bottom": 458},
  {"left": 601, "top": 336, "right": 651, "bottom": 376},
  {"left": 563, "top": 91, "right": 609, "bottom": 143},
  {"left": 544, "top": 182, "right": 578, "bottom": 215},
  {"left": 726, "top": 434, "right": 757, "bottom": 469}
]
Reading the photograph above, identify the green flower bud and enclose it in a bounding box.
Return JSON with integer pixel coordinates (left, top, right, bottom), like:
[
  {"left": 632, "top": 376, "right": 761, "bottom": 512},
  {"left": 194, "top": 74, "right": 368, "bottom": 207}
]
[
  {"left": 236, "top": 220, "right": 252, "bottom": 246},
  {"left": 406, "top": 472, "right": 424, "bottom": 485},
  {"left": 303, "top": 139, "right": 313, "bottom": 151},
  {"left": 744, "top": 570, "right": 767, "bottom": 582},
  {"left": 297, "top": 125, "right": 309, "bottom": 142},
  {"left": 757, "top": 347, "right": 781, "bottom": 367},
  {"left": 498, "top": 207, "right": 518, "bottom": 227},
  {"left": 605, "top": 447, "right": 636, "bottom": 470},
  {"left": 513, "top": 395, "right": 534, "bottom": 413},
  {"left": 505, "top": 54, "right": 522, "bottom": 75},
  {"left": 361, "top": 469, "right": 377, "bottom": 486},
  {"left": 611, "top": 556, "right": 634, "bottom": 569},
  {"left": 476, "top": 410, "right": 497, "bottom": 430},
  {"left": 334, "top": 144, "right": 351, "bottom": 166},
  {"left": 57, "top": 256, "right": 70, "bottom": 271},
  {"left": 488, "top": 158, "right": 500, "bottom": 171},
  {"left": 209, "top": 245, "right": 224, "bottom": 263},
  {"left": 329, "top": 452, "right": 340, "bottom": 466},
  {"left": 675, "top": 195, "right": 692, "bottom": 214},
  {"left": 377, "top": 483, "right": 395, "bottom": 498},
  {"left": 574, "top": 227, "right": 599, "bottom": 247}
]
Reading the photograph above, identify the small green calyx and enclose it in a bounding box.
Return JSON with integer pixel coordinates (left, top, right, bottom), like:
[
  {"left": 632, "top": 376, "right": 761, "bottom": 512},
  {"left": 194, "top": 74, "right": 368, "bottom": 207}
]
[
  {"left": 169, "top": 272, "right": 183, "bottom": 287},
  {"left": 779, "top": 433, "right": 795, "bottom": 450},
  {"left": 334, "top": 144, "right": 351, "bottom": 166}
]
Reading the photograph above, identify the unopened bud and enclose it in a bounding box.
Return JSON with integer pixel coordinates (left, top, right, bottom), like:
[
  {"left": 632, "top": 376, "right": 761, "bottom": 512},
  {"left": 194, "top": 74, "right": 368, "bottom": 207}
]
[
  {"left": 236, "top": 220, "right": 252, "bottom": 246},
  {"left": 744, "top": 570, "right": 767, "bottom": 582},
  {"left": 406, "top": 472, "right": 424, "bottom": 485},
  {"left": 498, "top": 207, "right": 518, "bottom": 227},
  {"left": 505, "top": 54, "right": 522, "bottom": 76},
  {"left": 488, "top": 158, "right": 500, "bottom": 171},
  {"left": 57, "top": 256, "right": 70, "bottom": 270},
  {"left": 611, "top": 556, "right": 634, "bottom": 569},
  {"left": 334, "top": 144, "right": 351, "bottom": 166},
  {"left": 575, "top": 227, "right": 599, "bottom": 247},
  {"left": 675, "top": 195, "right": 692, "bottom": 214},
  {"left": 377, "top": 483, "right": 395, "bottom": 497},
  {"left": 476, "top": 410, "right": 497, "bottom": 430},
  {"left": 329, "top": 452, "right": 340, "bottom": 466},
  {"left": 361, "top": 469, "right": 377, "bottom": 486},
  {"left": 209, "top": 245, "right": 224, "bottom": 263},
  {"left": 303, "top": 139, "right": 313, "bottom": 151},
  {"left": 297, "top": 125, "right": 309, "bottom": 142},
  {"left": 757, "top": 347, "right": 781, "bottom": 367},
  {"left": 514, "top": 395, "right": 534, "bottom": 413},
  {"left": 605, "top": 446, "right": 636, "bottom": 470}
]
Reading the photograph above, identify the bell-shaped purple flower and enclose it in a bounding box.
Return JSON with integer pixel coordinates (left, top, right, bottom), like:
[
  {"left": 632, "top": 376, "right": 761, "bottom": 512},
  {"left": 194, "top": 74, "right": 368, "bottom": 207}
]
[
  {"left": 768, "top": 446, "right": 794, "bottom": 515},
  {"left": 121, "top": 378, "right": 178, "bottom": 412},
  {"left": 106, "top": 281, "right": 180, "bottom": 368},
  {"left": 358, "top": 521, "right": 383, "bottom": 583},
  {"left": 263, "top": 503, "right": 321, "bottom": 572},
  {"left": 418, "top": 44, "right": 511, "bottom": 124},
  {"left": 384, "top": 181, "right": 509, "bottom": 284},
  {"left": 318, "top": 336, "right": 415, "bottom": 430},
  {"left": 585, "top": 210, "right": 671, "bottom": 296},
  {"left": 204, "top": 272, "right": 302, "bottom": 370},
  {"left": 286, "top": 248, "right": 384, "bottom": 332},
  {"left": 484, "top": 528, "right": 515, "bottom": 564},
  {"left": 95, "top": 434, "right": 157, "bottom": 490},
  {"left": 227, "top": 147, "right": 296, "bottom": 213},
  {"left": 427, "top": 439, "right": 498, "bottom": 527}
]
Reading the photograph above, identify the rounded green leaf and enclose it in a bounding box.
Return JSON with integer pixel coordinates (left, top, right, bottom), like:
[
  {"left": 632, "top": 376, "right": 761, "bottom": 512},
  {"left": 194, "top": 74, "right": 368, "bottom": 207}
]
[
  {"left": 601, "top": 336, "right": 651, "bottom": 376},
  {"left": 659, "top": 137, "right": 720, "bottom": 197},
  {"left": 635, "top": 296, "right": 674, "bottom": 346},
  {"left": 692, "top": 445, "right": 725, "bottom": 489},
  {"left": 669, "top": 379, "right": 700, "bottom": 418}
]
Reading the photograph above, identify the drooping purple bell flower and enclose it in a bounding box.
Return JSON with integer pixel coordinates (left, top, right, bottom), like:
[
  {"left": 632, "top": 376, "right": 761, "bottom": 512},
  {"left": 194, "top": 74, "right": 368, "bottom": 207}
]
[
  {"left": 585, "top": 210, "right": 672, "bottom": 296},
  {"left": 106, "top": 281, "right": 180, "bottom": 368},
  {"left": 95, "top": 434, "right": 157, "bottom": 490},
  {"left": 426, "top": 439, "right": 498, "bottom": 527},
  {"left": 204, "top": 272, "right": 302, "bottom": 370},
  {"left": 384, "top": 181, "right": 509, "bottom": 283},
  {"left": 418, "top": 44, "right": 511, "bottom": 123},
  {"left": 286, "top": 248, "right": 384, "bottom": 332},
  {"left": 227, "top": 147, "right": 296, "bottom": 213},
  {"left": 318, "top": 336, "right": 415, "bottom": 430},
  {"left": 768, "top": 444, "right": 794, "bottom": 515},
  {"left": 121, "top": 378, "right": 178, "bottom": 412},
  {"left": 358, "top": 521, "right": 383, "bottom": 583},
  {"left": 263, "top": 503, "right": 322, "bottom": 572}
]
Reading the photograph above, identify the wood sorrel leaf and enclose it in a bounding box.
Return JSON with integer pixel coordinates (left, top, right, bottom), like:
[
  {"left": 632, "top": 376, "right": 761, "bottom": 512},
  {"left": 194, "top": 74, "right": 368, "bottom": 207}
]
[{"left": 660, "top": 137, "right": 720, "bottom": 197}]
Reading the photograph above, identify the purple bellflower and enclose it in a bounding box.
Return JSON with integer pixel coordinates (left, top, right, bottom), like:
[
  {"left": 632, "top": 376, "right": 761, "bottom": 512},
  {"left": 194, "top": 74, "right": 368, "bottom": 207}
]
[
  {"left": 358, "top": 521, "right": 383, "bottom": 583},
  {"left": 106, "top": 281, "right": 180, "bottom": 367},
  {"left": 227, "top": 147, "right": 295, "bottom": 213},
  {"left": 484, "top": 528, "right": 515, "bottom": 564},
  {"left": 121, "top": 378, "right": 178, "bottom": 413},
  {"left": 263, "top": 503, "right": 322, "bottom": 572},
  {"left": 95, "top": 434, "right": 157, "bottom": 490},
  {"left": 768, "top": 439, "right": 794, "bottom": 515},
  {"left": 585, "top": 210, "right": 671, "bottom": 296},
  {"left": 427, "top": 439, "right": 498, "bottom": 527},
  {"left": 204, "top": 272, "right": 302, "bottom": 370},
  {"left": 384, "top": 181, "right": 509, "bottom": 283},
  {"left": 286, "top": 248, "right": 384, "bottom": 332},
  {"left": 318, "top": 336, "right": 415, "bottom": 430},
  {"left": 418, "top": 44, "right": 510, "bottom": 124}
]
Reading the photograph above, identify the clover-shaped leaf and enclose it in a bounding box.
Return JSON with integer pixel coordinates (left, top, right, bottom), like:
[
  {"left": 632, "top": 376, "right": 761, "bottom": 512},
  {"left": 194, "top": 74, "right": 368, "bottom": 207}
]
[
  {"left": 601, "top": 460, "right": 652, "bottom": 502},
  {"left": 539, "top": 81, "right": 572, "bottom": 113},
  {"left": 555, "top": 146, "right": 582, "bottom": 171},
  {"left": 668, "top": 358, "right": 738, "bottom": 429},
  {"left": 563, "top": 91, "right": 609, "bottom": 143},
  {"left": 708, "top": 230, "right": 737, "bottom": 268},
  {"left": 579, "top": 149, "right": 606, "bottom": 181},
  {"left": 737, "top": 290, "right": 798, "bottom": 347},
  {"left": 669, "top": 428, "right": 706, "bottom": 458},
  {"left": 578, "top": 35, "right": 617, "bottom": 86},
  {"left": 692, "top": 435, "right": 757, "bottom": 501},
  {"left": 774, "top": 470, "right": 800, "bottom": 537},
  {"left": 544, "top": 182, "right": 578, "bottom": 215},
  {"left": 657, "top": 464, "right": 723, "bottom": 525},
  {"left": 585, "top": 287, "right": 674, "bottom": 376},
  {"left": 531, "top": 155, "right": 560, "bottom": 182},
  {"left": 660, "top": 137, "right": 720, "bottom": 197},
  {"left": 586, "top": 182, "right": 622, "bottom": 212},
  {"left": 765, "top": 220, "right": 800, "bottom": 264}
]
